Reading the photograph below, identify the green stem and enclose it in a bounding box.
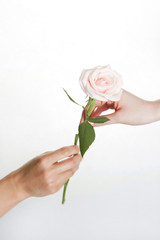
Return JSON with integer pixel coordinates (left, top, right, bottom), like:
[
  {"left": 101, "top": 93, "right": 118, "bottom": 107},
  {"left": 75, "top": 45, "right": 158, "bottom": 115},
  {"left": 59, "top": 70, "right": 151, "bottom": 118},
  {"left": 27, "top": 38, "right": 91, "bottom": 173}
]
[
  {"left": 87, "top": 98, "right": 96, "bottom": 117},
  {"left": 62, "top": 179, "right": 70, "bottom": 204},
  {"left": 61, "top": 133, "right": 79, "bottom": 204},
  {"left": 74, "top": 133, "right": 79, "bottom": 145},
  {"left": 62, "top": 99, "right": 95, "bottom": 204}
]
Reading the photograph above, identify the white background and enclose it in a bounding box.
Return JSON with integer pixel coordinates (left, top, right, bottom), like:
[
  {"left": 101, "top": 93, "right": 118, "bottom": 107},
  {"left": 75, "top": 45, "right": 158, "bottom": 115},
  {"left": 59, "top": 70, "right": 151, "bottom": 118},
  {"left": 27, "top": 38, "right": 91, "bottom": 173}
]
[{"left": 0, "top": 0, "right": 160, "bottom": 239}]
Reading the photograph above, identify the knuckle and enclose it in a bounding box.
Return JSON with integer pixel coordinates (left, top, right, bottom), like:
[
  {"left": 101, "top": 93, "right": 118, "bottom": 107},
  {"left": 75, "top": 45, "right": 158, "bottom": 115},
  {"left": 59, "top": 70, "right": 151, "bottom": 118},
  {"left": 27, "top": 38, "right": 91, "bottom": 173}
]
[
  {"left": 49, "top": 187, "right": 56, "bottom": 194},
  {"left": 60, "top": 145, "right": 79, "bottom": 157},
  {"left": 70, "top": 157, "right": 78, "bottom": 167},
  {"left": 73, "top": 155, "right": 81, "bottom": 165},
  {"left": 38, "top": 156, "right": 47, "bottom": 168},
  {"left": 77, "top": 154, "right": 82, "bottom": 162},
  {"left": 50, "top": 185, "right": 59, "bottom": 194},
  {"left": 73, "top": 157, "right": 78, "bottom": 165},
  {"left": 69, "top": 169, "right": 74, "bottom": 177},
  {"left": 42, "top": 151, "right": 50, "bottom": 155},
  {"left": 41, "top": 170, "right": 49, "bottom": 182},
  {"left": 47, "top": 182, "right": 56, "bottom": 194},
  {"left": 60, "top": 147, "right": 70, "bottom": 156},
  {"left": 74, "top": 145, "right": 80, "bottom": 152},
  {"left": 75, "top": 165, "right": 79, "bottom": 171}
]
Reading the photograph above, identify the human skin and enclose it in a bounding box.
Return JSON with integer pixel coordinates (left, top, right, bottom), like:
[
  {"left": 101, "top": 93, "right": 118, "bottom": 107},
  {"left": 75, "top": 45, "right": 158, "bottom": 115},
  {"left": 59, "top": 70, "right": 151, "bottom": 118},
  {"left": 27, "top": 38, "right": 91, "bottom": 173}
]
[
  {"left": 80, "top": 89, "right": 160, "bottom": 126},
  {"left": 0, "top": 145, "right": 82, "bottom": 217}
]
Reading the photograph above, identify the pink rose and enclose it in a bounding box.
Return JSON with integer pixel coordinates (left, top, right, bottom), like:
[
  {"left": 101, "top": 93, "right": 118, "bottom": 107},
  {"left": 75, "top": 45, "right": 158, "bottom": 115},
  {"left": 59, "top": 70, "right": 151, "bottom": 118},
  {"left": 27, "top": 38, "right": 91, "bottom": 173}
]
[{"left": 79, "top": 65, "right": 123, "bottom": 101}]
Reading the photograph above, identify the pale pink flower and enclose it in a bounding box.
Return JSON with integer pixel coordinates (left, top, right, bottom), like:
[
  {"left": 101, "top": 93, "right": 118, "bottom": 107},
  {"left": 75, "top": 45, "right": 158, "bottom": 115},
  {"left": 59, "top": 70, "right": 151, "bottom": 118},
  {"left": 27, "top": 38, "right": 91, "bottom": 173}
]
[{"left": 79, "top": 65, "right": 123, "bottom": 101}]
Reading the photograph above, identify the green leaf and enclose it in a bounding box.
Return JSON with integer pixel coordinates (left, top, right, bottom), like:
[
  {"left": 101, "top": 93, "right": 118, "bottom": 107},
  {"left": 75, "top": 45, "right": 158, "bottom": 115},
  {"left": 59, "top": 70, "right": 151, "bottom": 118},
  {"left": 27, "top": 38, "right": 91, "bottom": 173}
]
[
  {"left": 88, "top": 116, "right": 110, "bottom": 123},
  {"left": 78, "top": 121, "right": 95, "bottom": 157},
  {"left": 63, "top": 88, "right": 84, "bottom": 108}
]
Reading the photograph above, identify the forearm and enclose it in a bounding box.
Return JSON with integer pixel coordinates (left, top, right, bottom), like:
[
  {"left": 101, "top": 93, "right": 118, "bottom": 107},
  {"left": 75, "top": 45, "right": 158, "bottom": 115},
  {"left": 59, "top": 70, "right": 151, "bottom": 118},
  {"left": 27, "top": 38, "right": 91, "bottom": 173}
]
[{"left": 0, "top": 171, "right": 28, "bottom": 217}]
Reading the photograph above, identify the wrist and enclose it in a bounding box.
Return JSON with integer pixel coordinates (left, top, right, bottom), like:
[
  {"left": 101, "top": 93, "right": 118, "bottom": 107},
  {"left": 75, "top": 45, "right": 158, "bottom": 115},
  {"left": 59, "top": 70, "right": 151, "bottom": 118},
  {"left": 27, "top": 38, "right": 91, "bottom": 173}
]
[
  {"left": 0, "top": 171, "right": 29, "bottom": 217},
  {"left": 150, "top": 100, "right": 160, "bottom": 122},
  {"left": 10, "top": 169, "right": 30, "bottom": 202}
]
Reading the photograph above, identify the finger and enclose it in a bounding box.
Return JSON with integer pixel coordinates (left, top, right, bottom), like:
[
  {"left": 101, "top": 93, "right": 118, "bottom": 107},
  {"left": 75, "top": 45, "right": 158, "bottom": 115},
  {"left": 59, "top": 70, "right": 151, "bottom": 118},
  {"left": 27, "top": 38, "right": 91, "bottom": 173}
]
[
  {"left": 94, "top": 100, "right": 114, "bottom": 107},
  {"left": 93, "top": 100, "right": 104, "bottom": 107},
  {"left": 56, "top": 168, "right": 78, "bottom": 186},
  {"left": 49, "top": 167, "right": 79, "bottom": 193},
  {"left": 43, "top": 145, "right": 80, "bottom": 166},
  {"left": 90, "top": 103, "right": 109, "bottom": 118},
  {"left": 90, "top": 112, "right": 118, "bottom": 127},
  {"left": 90, "top": 100, "right": 116, "bottom": 118},
  {"left": 53, "top": 154, "right": 82, "bottom": 173}
]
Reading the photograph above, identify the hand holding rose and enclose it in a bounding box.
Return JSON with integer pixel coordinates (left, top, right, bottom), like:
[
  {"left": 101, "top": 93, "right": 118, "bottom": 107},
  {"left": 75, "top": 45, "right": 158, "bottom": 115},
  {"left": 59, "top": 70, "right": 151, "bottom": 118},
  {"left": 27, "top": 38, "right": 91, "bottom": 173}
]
[
  {"left": 81, "top": 90, "right": 160, "bottom": 126},
  {"left": 79, "top": 65, "right": 160, "bottom": 126}
]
